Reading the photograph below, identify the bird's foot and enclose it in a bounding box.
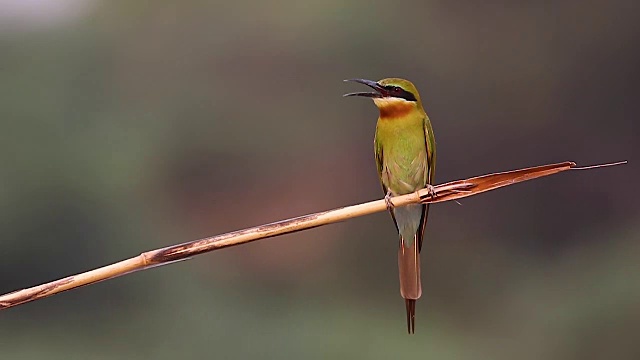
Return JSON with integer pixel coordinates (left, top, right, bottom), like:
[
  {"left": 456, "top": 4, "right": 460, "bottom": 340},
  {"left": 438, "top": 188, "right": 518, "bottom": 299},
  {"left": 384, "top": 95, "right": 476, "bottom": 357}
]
[
  {"left": 384, "top": 191, "right": 395, "bottom": 212},
  {"left": 425, "top": 184, "right": 437, "bottom": 199}
]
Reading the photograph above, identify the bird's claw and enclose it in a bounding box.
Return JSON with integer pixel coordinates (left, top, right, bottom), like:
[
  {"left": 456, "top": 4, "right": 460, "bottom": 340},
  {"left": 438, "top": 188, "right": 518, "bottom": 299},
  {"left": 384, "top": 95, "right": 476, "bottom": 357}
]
[
  {"left": 384, "top": 192, "right": 395, "bottom": 212},
  {"left": 425, "top": 184, "right": 437, "bottom": 199}
]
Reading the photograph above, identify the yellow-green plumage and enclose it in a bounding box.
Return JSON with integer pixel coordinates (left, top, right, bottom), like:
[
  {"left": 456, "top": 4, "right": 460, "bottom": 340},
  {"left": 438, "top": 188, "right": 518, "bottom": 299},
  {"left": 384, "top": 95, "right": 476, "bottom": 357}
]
[{"left": 345, "top": 77, "right": 436, "bottom": 334}]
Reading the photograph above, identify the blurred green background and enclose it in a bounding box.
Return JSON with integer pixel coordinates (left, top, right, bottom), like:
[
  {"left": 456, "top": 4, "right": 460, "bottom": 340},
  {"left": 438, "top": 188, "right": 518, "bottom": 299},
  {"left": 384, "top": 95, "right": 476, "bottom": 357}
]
[{"left": 1, "top": 1, "right": 637, "bottom": 359}]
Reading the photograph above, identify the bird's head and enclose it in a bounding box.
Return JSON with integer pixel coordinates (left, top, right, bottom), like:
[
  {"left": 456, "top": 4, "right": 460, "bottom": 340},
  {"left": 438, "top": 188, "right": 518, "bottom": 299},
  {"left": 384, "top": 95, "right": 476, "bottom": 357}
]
[{"left": 343, "top": 78, "right": 423, "bottom": 117}]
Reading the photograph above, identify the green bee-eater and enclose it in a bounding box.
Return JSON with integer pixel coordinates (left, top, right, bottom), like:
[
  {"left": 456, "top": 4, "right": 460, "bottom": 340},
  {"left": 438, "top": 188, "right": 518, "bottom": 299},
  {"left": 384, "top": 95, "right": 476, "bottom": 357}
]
[{"left": 344, "top": 78, "right": 436, "bottom": 334}]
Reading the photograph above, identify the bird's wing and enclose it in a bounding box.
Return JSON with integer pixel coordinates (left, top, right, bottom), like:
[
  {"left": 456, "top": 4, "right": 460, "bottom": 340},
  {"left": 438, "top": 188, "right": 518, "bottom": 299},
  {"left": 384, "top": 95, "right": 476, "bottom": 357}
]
[
  {"left": 424, "top": 113, "right": 436, "bottom": 185},
  {"left": 417, "top": 113, "right": 437, "bottom": 251},
  {"left": 374, "top": 134, "right": 399, "bottom": 232}
]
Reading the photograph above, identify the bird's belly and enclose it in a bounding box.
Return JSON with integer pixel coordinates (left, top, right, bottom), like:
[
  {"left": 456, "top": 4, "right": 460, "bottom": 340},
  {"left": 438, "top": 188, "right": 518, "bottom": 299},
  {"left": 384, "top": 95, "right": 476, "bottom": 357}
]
[{"left": 381, "top": 151, "right": 427, "bottom": 195}]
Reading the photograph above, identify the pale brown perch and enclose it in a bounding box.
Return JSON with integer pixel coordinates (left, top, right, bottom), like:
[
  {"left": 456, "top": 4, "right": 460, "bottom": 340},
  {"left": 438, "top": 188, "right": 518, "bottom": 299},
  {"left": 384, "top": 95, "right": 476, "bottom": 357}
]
[{"left": 0, "top": 161, "right": 621, "bottom": 310}]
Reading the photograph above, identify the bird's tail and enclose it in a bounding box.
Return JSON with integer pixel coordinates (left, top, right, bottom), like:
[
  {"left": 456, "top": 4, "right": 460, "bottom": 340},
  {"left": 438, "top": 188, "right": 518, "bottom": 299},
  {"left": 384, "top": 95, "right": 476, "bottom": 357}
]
[{"left": 398, "top": 235, "right": 421, "bottom": 334}]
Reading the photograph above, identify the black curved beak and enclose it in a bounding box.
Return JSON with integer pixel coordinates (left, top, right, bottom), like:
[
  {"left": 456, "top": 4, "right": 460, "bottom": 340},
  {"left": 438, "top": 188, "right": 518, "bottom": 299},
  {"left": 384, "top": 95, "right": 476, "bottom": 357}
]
[{"left": 343, "top": 78, "right": 387, "bottom": 98}]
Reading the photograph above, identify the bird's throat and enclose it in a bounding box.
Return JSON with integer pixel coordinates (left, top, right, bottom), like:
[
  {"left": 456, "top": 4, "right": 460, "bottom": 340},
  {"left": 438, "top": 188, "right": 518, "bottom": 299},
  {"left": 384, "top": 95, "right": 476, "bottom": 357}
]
[{"left": 373, "top": 98, "right": 416, "bottom": 119}]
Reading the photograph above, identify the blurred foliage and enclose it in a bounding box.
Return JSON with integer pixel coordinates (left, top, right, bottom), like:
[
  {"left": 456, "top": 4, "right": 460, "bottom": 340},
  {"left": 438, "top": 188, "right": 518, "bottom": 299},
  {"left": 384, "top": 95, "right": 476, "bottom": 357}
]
[{"left": 0, "top": 0, "right": 638, "bottom": 359}]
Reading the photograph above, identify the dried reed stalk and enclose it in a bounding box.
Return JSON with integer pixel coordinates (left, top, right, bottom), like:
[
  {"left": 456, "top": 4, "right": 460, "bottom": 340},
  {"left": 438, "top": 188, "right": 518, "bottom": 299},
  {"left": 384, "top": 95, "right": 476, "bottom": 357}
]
[{"left": 0, "top": 160, "right": 625, "bottom": 310}]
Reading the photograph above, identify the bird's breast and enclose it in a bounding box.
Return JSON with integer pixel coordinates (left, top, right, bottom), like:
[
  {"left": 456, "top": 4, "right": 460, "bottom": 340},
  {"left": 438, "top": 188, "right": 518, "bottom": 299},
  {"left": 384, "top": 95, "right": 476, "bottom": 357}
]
[{"left": 375, "top": 112, "right": 429, "bottom": 195}]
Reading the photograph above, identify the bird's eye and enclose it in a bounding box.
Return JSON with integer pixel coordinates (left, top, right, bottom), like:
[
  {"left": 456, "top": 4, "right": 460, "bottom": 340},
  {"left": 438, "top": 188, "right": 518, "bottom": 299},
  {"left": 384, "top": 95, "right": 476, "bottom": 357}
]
[{"left": 394, "top": 87, "right": 402, "bottom": 92}]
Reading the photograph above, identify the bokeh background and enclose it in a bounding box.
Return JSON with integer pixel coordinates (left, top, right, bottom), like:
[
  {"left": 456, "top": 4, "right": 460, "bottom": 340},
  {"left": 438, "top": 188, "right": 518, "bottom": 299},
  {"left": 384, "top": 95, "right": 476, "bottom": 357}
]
[{"left": 1, "top": 1, "right": 638, "bottom": 359}]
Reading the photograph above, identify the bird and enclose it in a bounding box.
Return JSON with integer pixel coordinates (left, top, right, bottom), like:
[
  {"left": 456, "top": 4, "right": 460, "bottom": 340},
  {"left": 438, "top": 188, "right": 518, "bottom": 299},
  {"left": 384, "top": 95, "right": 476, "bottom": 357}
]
[{"left": 344, "top": 78, "right": 436, "bottom": 334}]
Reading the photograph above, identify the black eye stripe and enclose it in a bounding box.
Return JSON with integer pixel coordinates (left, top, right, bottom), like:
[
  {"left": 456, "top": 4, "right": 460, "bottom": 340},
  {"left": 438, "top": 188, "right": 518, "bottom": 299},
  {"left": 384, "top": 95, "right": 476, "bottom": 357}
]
[{"left": 383, "top": 85, "right": 417, "bottom": 102}]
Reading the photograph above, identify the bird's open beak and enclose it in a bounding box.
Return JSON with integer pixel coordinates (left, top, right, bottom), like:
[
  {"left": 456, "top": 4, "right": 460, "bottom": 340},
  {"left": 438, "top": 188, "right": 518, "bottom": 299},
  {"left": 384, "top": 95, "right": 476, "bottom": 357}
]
[{"left": 343, "top": 78, "right": 387, "bottom": 98}]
